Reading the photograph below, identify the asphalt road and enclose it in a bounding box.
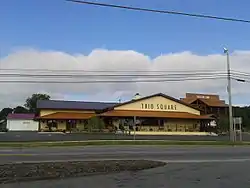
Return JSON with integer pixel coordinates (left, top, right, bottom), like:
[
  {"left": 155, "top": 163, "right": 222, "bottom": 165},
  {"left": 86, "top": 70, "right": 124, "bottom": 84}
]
[
  {"left": 1, "top": 131, "right": 249, "bottom": 141},
  {"left": 1, "top": 145, "right": 250, "bottom": 163},
  {"left": 4, "top": 162, "right": 250, "bottom": 188},
  {"left": 1, "top": 146, "right": 250, "bottom": 187}
]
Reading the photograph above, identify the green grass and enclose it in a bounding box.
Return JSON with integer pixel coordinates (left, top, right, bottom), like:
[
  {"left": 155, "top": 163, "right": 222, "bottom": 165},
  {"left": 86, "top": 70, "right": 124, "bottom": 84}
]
[{"left": 0, "top": 140, "right": 250, "bottom": 148}]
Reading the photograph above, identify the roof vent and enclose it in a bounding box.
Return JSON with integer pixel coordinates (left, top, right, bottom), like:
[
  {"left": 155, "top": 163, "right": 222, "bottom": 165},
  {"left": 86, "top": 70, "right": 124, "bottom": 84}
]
[{"left": 132, "top": 93, "right": 141, "bottom": 100}]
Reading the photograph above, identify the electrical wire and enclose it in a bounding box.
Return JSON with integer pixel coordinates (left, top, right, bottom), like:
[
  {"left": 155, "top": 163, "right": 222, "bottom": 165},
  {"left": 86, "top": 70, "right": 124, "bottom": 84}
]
[
  {"left": 0, "top": 68, "right": 248, "bottom": 75},
  {"left": 66, "top": 0, "right": 250, "bottom": 23},
  {"left": 0, "top": 76, "right": 228, "bottom": 84},
  {"left": 0, "top": 72, "right": 229, "bottom": 78},
  {"left": 0, "top": 68, "right": 230, "bottom": 73},
  {"left": 0, "top": 71, "right": 248, "bottom": 79},
  {"left": 0, "top": 68, "right": 249, "bottom": 84}
]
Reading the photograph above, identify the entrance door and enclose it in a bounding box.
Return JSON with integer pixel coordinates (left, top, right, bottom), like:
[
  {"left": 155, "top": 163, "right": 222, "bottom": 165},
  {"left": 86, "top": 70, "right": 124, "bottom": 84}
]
[
  {"left": 158, "top": 119, "right": 164, "bottom": 131},
  {"left": 66, "top": 120, "right": 77, "bottom": 132}
]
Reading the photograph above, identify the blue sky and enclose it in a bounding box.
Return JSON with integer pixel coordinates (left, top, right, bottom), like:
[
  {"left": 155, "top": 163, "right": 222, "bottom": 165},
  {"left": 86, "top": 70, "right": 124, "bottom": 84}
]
[
  {"left": 1, "top": 0, "right": 250, "bottom": 57},
  {"left": 1, "top": 0, "right": 250, "bottom": 106}
]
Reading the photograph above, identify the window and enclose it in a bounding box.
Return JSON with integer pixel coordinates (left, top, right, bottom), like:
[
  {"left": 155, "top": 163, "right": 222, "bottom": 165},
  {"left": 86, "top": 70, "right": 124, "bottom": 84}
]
[
  {"left": 52, "top": 123, "right": 57, "bottom": 128},
  {"left": 140, "top": 118, "right": 159, "bottom": 126}
]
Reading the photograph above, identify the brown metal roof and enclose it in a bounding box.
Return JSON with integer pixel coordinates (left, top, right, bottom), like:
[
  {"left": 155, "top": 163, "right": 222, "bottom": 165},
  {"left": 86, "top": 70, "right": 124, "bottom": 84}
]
[
  {"left": 37, "top": 100, "right": 117, "bottom": 111},
  {"left": 99, "top": 110, "right": 214, "bottom": 120},
  {"left": 181, "top": 98, "right": 227, "bottom": 107},
  {"left": 181, "top": 98, "right": 197, "bottom": 104},
  {"left": 198, "top": 98, "right": 227, "bottom": 107},
  {"left": 181, "top": 93, "right": 228, "bottom": 107},
  {"left": 38, "top": 112, "right": 95, "bottom": 120}
]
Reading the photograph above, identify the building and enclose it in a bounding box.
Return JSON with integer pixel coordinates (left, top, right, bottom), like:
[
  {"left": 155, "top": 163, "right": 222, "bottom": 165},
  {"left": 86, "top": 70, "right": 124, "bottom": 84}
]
[
  {"left": 7, "top": 113, "right": 39, "bottom": 131},
  {"left": 180, "top": 93, "right": 228, "bottom": 118},
  {"left": 37, "top": 93, "right": 214, "bottom": 133},
  {"left": 37, "top": 100, "right": 116, "bottom": 132}
]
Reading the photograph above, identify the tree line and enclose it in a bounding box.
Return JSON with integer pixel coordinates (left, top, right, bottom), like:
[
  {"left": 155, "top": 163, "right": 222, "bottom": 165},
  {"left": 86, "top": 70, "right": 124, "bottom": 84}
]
[
  {"left": 0, "top": 93, "right": 50, "bottom": 122},
  {"left": 234, "top": 106, "right": 250, "bottom": 130}
]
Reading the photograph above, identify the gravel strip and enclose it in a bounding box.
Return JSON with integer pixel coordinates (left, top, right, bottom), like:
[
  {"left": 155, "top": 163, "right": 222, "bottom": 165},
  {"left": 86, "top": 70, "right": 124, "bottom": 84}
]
[{"left": 0, "top": 160, "right": 166, "bottom": 184}]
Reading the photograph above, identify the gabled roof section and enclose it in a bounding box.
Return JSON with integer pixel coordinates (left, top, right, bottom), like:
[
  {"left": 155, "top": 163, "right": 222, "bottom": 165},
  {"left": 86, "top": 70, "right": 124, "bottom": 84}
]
[
  {"left": 106, "top": 93, "right": 200, "bottom": 111},
  {"left": 181, "top": 93, "right": 228, "bottom": 107},
  {"left": 37, "top": 100, "right": 117, "bottom": 111},
  {"left": 180, "top": 98, "right": 197, "bottom": 104},
  {"left": 198, "top": 98, "right": 227, "bottom": 107},
  {"left": 182, "top": 98, "right": 227, "bottom": 107}
]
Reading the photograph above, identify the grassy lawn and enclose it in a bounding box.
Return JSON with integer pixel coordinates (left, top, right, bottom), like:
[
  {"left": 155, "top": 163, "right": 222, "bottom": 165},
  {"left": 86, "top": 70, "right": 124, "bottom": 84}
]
[{"left": 0, "top": 140, "right": 250, "bottom": 147}]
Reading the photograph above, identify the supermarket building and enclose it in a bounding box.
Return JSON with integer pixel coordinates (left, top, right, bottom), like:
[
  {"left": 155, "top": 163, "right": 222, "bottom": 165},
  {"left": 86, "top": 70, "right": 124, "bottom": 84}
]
[{"left": 37, "top": 93, "right": 216, "bottom": 134}]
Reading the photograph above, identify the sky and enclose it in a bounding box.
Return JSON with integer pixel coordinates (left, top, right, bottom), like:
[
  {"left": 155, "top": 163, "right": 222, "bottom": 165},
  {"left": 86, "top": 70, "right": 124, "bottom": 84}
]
[{"left": 1, "top": 0, "right": 250, "bottom": 108}]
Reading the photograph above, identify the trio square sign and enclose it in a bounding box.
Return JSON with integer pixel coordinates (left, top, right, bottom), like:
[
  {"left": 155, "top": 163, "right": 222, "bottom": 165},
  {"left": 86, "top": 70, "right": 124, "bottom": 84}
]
[{"left": 141, "top": 103, "right": 177, "bottom": 111}]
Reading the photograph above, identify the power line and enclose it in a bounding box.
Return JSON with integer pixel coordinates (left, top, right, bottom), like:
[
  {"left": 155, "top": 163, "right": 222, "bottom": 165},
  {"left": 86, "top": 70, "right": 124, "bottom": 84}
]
[
  {"left": 66, "top": 0, "right": 250, "bottom": 23},
  {"left": 0, "top": 68, "right": 229, "bottom": 73},
  {"left": 0, "top": 68, "right": 249, "bottom": 74},
  {"left": 0, "top": 74, "right": 248, "bottom": 84},
  {"left": 0, "top": 72, "right": 249, "bottom": 84},
  {"left": 0, "top": 72, "right": 229, "bottom": 78},
  {"left": 0, "top": 72, "right": 248, "bottom": 79},
  {"left": 0, "top": 68, "right": 249, "bottom": 83},
  {"left": 0, "top": 76, "right": 230, "bottom": 84},
  {"left": 1, "top": 68, "right": 250, "bottom": 78}
]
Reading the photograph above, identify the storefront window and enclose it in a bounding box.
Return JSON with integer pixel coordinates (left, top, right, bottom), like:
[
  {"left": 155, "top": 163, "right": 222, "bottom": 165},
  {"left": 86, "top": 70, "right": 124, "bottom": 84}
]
[{"left": 140, "top": 118, "right": 159, "bottom": 126}]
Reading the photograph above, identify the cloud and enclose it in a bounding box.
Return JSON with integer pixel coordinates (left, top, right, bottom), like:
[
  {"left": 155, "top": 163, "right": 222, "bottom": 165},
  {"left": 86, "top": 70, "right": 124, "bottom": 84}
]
[{"left": 0, "top": 48, "right": 250, "bottom": 108}]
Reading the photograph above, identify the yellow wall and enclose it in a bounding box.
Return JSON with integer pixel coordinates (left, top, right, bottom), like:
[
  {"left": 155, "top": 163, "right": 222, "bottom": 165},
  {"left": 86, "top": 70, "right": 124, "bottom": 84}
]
[
  {"left": 40, "top": 109, "right": 95, "bottom": 116},
  {"left": 138, "top": 120, "right": 200, "bottom": 132},
  {"left": 39, "top": 118, "right": 200, "bottom": 133},
  {"left": 164, "top": 119, "right": 200, "bottom": 132},
  {"left": 115, "top": 96, "right": 200, "bottom": 115},
  {"left": 40, "top": 120, "right": 66, "bottom": 131},
  {"left": 110, "top": 119, "right": 200, "bottom": 132},
  {"left": 40, "top": 120, "right": 86, "bottom": 131}
]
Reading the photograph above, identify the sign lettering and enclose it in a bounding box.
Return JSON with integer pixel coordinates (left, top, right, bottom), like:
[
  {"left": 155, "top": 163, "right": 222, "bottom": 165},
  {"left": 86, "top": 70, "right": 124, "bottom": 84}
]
[
  {"left": 197, "top": 95, "right": 210, "bottom": 99},
  {"left": 141, "top": 103, "right": 177, "bottom": 111}
]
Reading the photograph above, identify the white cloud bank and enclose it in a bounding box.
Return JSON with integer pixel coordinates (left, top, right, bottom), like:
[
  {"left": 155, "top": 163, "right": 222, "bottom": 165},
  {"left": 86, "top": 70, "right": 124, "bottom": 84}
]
[{"left": 0, "top": 48, "right": 249, "bottom": 108}]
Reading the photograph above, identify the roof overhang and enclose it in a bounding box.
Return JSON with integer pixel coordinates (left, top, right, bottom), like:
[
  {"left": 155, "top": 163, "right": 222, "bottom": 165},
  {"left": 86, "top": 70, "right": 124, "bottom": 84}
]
[
  {"left": 99, "top": 110, "right": 214, "bottom": 120},
  {"left": 37, "top": 112, "right": 96, "bottom": 120}
]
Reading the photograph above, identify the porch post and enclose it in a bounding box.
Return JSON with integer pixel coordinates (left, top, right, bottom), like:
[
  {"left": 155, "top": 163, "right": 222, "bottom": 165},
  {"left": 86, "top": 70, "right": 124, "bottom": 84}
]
[
  {"left": 38, "top": 120, "right": 41, "bottom": 132},
  {"left": 133, "top": 116, "right": 136, "bottom": 140}
]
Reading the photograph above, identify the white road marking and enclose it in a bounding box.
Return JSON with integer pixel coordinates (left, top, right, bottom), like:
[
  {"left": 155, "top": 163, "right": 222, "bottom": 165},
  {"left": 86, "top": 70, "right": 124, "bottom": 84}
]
[
  {"left": 160, "top": 158, "right": 250, "bottom": 163},
  {"left": 3, "top": 158, "right": 250, "bottom": 165},
  {"left": 0, "top": 150, "right": 14, "bottom": 152}
]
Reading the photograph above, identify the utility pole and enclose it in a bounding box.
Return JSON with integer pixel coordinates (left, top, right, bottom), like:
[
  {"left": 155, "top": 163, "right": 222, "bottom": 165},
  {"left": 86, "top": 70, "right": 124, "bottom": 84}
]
[{"left": 224, "top": 48, "right": 234, "bottom": 142}]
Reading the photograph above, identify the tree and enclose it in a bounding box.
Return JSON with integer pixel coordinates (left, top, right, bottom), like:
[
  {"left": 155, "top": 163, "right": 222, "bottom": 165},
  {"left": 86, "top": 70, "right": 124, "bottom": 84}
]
[
  {"left": 86, "top": 116, "right": 105, "bottom": 132},
  {"left": 0, "top": 108, "right": 13, "bottom": 131},
  {"left": 233, "top": 106, "right": 250, "bottom": 130},
  {"left": 217, "top": 116, "right": 229, "bottom": 132},
  {"left": 24, "top": 93, "right": 50, "bottom": 114},
  {"left": 13, "top": 106, "right": 29, "bottom": 114},
  {"left": 0, "top": 108, "right": 13, "bottom": 120}
]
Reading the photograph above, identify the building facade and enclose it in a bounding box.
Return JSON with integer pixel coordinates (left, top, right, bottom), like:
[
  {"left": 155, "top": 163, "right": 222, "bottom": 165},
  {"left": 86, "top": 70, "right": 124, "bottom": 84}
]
[
  {"left": 7, "top": 113, "right": 38, "bottom": 131},
  {"left": 181, "top": 93, "right": 228, "bottom": 118},
  {"left": 37, "top": 93, "right": 214, "bottom": 133}
]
